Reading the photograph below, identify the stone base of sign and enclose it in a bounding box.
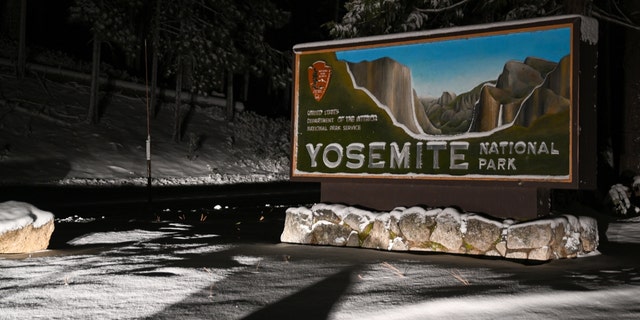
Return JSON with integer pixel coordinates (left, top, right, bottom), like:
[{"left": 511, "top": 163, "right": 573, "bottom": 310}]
[
  {"left": 320, "top": 181, "right": 550, "bottom": 220},
  {"left": 280, "top": 203, "right": 599, "bottom": 261}
]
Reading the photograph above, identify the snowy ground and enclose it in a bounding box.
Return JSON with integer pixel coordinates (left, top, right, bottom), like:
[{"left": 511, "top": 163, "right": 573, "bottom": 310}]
[
  {"left": 1, "top": 210, "right": 639, "bottom": 319},
  {"left": 2, "top": 58, "right": 640, "bottom": 319}
]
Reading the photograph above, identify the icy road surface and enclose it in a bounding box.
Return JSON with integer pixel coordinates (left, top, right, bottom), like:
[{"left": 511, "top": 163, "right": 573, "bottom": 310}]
[{"left": 1, "top": 213, "right": 639, "bottom": 320}]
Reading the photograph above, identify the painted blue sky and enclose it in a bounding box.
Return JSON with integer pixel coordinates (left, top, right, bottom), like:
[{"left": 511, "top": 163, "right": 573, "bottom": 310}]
[{"left": 336, "top": 27, "right": 571, "bottom": 98}]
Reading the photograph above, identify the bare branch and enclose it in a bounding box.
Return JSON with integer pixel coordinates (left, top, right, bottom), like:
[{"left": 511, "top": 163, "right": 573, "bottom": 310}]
[
  {"left": 611, "top": 0, "right": 634, "bottom": 24},
  {"left": 544, "top": 4, "right": 565, "bottom": 16},
  {"left": 415, "top": 0, "right": 470, "bottom": 13},
  {"left": 194, "top": 16, "right": 215, "bottom": 29},
  {"left": 593, "top": 7, "right": 640, "bottom": 31},
  {"left": 380, "top": 262, "right": 405, "bottom": 278},
  {"left": 449, "top": 269, "right": 470, "bottom": 285}
]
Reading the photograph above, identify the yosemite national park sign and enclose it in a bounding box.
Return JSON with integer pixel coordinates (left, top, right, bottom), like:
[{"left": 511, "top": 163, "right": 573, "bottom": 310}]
[{"left": 291, "top": 15, "right": 597, "bottom": 188}]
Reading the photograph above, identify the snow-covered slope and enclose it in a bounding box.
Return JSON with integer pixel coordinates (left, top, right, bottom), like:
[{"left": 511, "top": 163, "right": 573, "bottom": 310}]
[{"left": 0, "top": 68, "right": 290, "bottom": 186}]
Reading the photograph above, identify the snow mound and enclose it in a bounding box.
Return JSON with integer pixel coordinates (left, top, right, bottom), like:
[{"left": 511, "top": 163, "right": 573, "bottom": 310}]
[{"left": 0, "top": 201, "right": 54, "bottom": 234}]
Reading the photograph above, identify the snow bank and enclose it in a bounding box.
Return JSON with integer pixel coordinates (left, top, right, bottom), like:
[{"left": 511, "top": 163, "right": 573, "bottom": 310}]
[{"left": 0, "top": 201, "right": 54, "bottom": 234}]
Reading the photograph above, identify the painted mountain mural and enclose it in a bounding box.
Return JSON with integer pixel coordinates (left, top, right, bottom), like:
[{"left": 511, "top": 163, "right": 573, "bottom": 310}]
[{"left": 344, "top": 54, "right": 570, "bottom": 137}]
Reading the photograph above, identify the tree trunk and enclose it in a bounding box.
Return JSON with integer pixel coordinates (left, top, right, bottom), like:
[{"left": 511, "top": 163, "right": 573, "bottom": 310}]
[
  {"left": 151, "top": 49, "right": 159, "bottom": 117},
  {"left": 151, "top": 0, "right": 161, "bottom": 117},
  {"left": 1, "top": 0, "right": 20, "bottom": 39},
  {"left": 620, "top": 0, "right": 640, "bottom": 174},
  {"left": 226, "top": 71, "right": 234, "bottom": 121},
  {"left": 86, "top": 0, "right": 104, "bottom": 124},
  {"left": 87, "top": 32, "right": 101, "bottom": 124},
  {"left": 16, "top": 0, "right": 26, "bottom": 79},
  {"left": 173, "top": 56, "right": 183, "bottom": 142},
  {"left": 243, "top": 72, "right": 249, "bottom": 101},
  {"left": 173, "top": 3, "right": 185, "bottom": 143}
]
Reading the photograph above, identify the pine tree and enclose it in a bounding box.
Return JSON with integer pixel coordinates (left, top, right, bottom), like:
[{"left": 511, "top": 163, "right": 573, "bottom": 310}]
[
  {"left": 70, "top": 0, "right": 142, "bottom": 124},
  {"left": 152, "top": 0, "right": 289, "bottom": 140},
  {"left": 70, "top": 0, "right": 289, "bottom": 138},
  {"left": 327, "top": 0, "right": 571, "bottom": 38}
]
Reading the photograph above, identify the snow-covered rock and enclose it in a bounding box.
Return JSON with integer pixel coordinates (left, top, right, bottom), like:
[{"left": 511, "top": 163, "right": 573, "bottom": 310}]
[
  {"left": 0, "top": 201, "right": 55, "bottom": 253},
  {"left": 430, "top": 209, "right": 464, "bottom": 252},
  {"left": 361, "top": 219, "right": 391, "bottom": 250},
  {"left": 281, "top": 203, "right": 599, "bottom": 261},
  {"left": 397, "top": 208, "right": 438, "bottom": 247},
  {"left": 464, "top": 214, "right": 503, "bottom": 253}
]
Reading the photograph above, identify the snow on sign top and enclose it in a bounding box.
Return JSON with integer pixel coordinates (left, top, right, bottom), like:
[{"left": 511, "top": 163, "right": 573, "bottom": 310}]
[
  {"left": 0, "top": 201, "right": 54, "bottom": 234},
  {"left": 291, "top": 15, "right": 598, "bottom": 188}
]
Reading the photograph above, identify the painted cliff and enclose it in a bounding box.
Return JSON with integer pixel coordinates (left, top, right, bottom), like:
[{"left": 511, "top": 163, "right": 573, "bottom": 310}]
[
  {"left": 346, "top": 58, "right": 440, "bottom": 135},
  {"left": 344, "top": 54, "right": 570, "bottom": 137},
  {"left": 472, "top": 55, "right": 570, "bottom": 132}
]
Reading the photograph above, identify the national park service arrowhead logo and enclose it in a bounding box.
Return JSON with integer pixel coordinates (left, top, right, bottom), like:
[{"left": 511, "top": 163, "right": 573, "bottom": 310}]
[{"left": 308, "top": 61, "right": 332, "bottom": 102}]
